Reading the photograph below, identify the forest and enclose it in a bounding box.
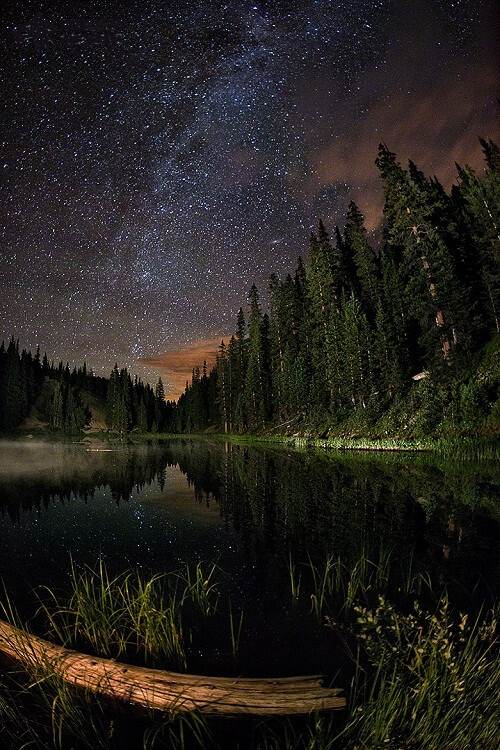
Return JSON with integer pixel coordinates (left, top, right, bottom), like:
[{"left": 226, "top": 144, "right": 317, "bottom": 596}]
[
  {"left": 175, "top": 142, "right": 500, "bottom": 437},
  {"left": 0, "top": 343, "right": 172, "bottom": 436},
  {"left": 0, "top": 142, "right": 498, "bottom": 439}
]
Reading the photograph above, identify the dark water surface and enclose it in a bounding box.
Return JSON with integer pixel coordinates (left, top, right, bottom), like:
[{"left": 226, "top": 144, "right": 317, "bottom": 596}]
[{"left": 0, "top": 438, "right": 498, "bottom": 678}]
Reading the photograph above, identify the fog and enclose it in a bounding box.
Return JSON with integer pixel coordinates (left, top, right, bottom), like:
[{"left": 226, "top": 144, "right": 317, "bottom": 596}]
[{"left": 0, "top": 440, "right": 122, "bottom": 478}]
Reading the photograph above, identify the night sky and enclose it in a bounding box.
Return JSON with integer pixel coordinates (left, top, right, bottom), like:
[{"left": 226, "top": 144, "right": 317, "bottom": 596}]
[{"left": 1, "top": 1, "right": 498, "bottom": 398}]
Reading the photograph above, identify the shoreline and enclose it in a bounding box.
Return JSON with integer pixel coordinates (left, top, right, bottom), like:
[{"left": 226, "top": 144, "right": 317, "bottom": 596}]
[{"left": 1, "top": 429, "right": 498, "bottom": 460}]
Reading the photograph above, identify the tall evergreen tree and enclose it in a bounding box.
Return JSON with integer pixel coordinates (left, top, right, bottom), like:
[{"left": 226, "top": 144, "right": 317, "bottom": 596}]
[
  {"left": 454, "top": 140, "right": 500, "bottom": 334},
  {"left": 344, "top": 202, "right": 380, "bottom": 319},
  {"left": 306, "top": 229, "right": 341, "bottom": 406},
  {"left": 243, "top": 285, "right": 266, "bottom": 428},
  {"left": 216, "top": 341, "right": 230, "bottom": 433},
  {"left": 375, "top": 144, "right": 465, "bottom": 366},
  {"left": 341, "top": 292, "right": 373, "bottom": 408}
]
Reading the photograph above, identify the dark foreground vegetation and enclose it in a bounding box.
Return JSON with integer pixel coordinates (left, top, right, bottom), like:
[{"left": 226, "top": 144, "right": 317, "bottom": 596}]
[
  {"left": 0, "top": 437, "right": 497, "bottom": 747},
  {"left": 1, "top": 555, "right": 498, "bottom": 749}
]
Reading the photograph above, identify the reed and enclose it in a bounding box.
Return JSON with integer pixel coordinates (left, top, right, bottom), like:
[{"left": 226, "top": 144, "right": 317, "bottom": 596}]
[
  {"left": 121, "top": 573, "right": 186, "bottom": 668},
  {"left": 288, "top": 551, "right": 301, "bottom": 600},
  {"left": 304, "top": 548, "right": 400, "bottom": 621},
  {"left": 225, "top": 433, "right": 499, "bottom": 461},
  {"left": 1, "top": 555, "right": 497, "bottom": 748},
  {"left": 255, "top": 716, "right": 338, "bottom": 749},
  {"left": 179, "top": 561, "right": 220, "bottom": 616},
  {"left": 143, "top": 707, "right": 213, "bottom": 750},
  {"left": 228, "top": 599, "right": 244, "bottom": 659},
  {"left": 39, "top": 560, "right": 187, "bottom": 670},
  {"left": 0, "top": 663, "right": 213, "bottom": 750},
  {"left": 0, "top": 659, "right": 111, "bottom": 750}
]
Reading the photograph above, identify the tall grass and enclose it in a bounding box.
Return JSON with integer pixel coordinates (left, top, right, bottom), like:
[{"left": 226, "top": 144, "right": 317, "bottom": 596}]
[
  {"left": 255, "top": 716, "right": 339, "bottom": 750},
  {"left": 224, "top": 433, "right": 500, "bottom": 460},
  {"left": 228, "top": 599, "right": 244, "bottom": 659},
  {"left": 0, "top": 592, "right": 112, "bottom": 750},
  {"left": 301, "top": 548, "right": 431, "bottom": 623},
  {"left": 342, "top": 597, "right": 500, "bottom": 749},
  {"left": 40, "top": 561, "right": 187, "bottom": 670},
  {"left": 179, "top": 561, "right": 220, "bottom": 616},
  {"left": 254, "top": 596, "right": 499, "bottom": 749},
  {"left": 288, "top": 551, "right": 302, "bottom": 600},
  {"left": 0, "top": 664, "right": 212, "bottom": 750},
  {"left": 0, "top": 666, "right": 112, "bottom": 750},
  {"left": 37, "top": 560, "right": 228, "bottom": 672},
  {"left": 1, "top": 554, "right": 497, "bottom": 749}
]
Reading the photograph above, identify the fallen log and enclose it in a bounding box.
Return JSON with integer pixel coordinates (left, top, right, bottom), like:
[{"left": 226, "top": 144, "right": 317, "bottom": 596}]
[{"left": 0, "top": 620, "right": 345, "bottom": 716}]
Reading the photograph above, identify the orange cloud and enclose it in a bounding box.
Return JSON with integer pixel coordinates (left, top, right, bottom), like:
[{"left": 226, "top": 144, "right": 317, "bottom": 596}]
[
  {"left": 141, "top": 336, "right": 229, "bottom": 401},
  {"left": 312, "top": 65, "right": 498, "bottom": 230}
]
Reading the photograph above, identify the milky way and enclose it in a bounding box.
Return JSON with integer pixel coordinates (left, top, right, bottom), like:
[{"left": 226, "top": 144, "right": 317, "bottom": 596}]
[{"left": 1, "top": 0, "right": 497, "bottom": 395}]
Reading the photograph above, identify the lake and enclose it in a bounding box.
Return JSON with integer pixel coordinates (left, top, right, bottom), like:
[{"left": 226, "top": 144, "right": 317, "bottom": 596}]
[{"left": 0, "top": 437, "right": 498, "bottom": 680}]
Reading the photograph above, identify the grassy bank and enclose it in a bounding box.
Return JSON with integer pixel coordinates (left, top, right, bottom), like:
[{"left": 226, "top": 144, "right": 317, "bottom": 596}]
[
  {"left": 175, "top": 432, "right": 499, "bottom": 461},
  {"left": 72, "top": 429, "right": 499, "bottom": 461},
  {"left": 5, "top": 425, "right": 498, "bottom": 459},
  {"left": 1, "top": 555, "right": 498, "bottom": 749}
]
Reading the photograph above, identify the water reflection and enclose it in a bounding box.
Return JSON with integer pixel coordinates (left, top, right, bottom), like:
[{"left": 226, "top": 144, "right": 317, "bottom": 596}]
[{"left": 0, "top": 439, "right": 498, "bottom": 606}]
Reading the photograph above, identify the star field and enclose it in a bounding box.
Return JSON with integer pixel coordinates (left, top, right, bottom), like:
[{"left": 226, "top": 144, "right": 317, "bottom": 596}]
[{"left": 1, "top": 0, "right": 498, "bottom": 395}]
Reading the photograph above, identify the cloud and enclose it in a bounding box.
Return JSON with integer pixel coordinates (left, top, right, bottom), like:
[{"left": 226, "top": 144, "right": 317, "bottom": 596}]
[
  {"left": 312, "top": 65, "right": 498, "bottom": 230},
  {"left": 140, "top": 336, "right": 228, "bottom": 401}
]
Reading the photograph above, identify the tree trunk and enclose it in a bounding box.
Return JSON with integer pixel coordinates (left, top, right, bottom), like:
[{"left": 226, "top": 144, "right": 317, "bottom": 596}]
[{"left": 0, "top": 620, "right": 345, "bottom": 717}]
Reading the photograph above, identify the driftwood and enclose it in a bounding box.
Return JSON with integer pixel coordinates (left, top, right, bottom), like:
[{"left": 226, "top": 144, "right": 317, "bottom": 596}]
[{"left": 0, "top": 620, "right": 345, "bottom": 716}]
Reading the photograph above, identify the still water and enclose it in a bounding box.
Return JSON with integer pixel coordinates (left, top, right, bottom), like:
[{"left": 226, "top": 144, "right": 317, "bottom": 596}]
[{"left": 0, "top": 438, "right": 498, "bottom": 676}]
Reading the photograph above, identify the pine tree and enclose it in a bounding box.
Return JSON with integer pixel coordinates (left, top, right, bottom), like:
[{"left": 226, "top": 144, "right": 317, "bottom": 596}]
[
  {"left": 269, "top": 274, "right": 287, "bottom": 418},
  {"left": 344, "top": 202, "right": 380, "bottom": 318},
  {"left": 243, "top": 285, "right": 266, "bottom": 428},
  {"left": 137, "top": 396, "right": 148, "bottom": 433},
  {"left": 306, "top": 228, "right": 341, "bottom": 407},
  {"left": 375, "top": 144, "right": 465, "bottom": 366},
  {"left": 105, "top": 365, "right": 120, "bottom": 430},
  {"left": 216, "top": 340, "right": 230, "bottom": 433},
  {"left": 2, "top": 338, "right": 24, "bottom": 430},
  {"left": 260, "top": 312, "right": 273, "bottom": 422},
  {"left": 50, "top": 381, "right": 64, "bottom": 429},
  {"left": 341, "top": 293, "right": 373, "bottom": 408},
  {"left": 454, "top": 140, "right": 500, "bottom": 334},
  {"left": 155, "top": 377, "right": 166, "bottom": 431},
  {"left": 375, "top": 249, "right": 412, "bottom": 397}
]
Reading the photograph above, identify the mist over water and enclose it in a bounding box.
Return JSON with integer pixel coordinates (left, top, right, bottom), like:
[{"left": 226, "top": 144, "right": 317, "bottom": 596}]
[{"left": 0, "top": 440, "right": 127, "bottom": 477}]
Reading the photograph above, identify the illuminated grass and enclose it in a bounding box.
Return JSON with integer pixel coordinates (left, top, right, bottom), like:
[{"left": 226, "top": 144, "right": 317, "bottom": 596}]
[{"left": 1, "top": 556, "right": 497, "bottom": 749}]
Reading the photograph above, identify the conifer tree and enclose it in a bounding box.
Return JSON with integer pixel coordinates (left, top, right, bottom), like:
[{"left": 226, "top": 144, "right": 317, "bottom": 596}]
[
  {"left": 306, "top": 229, "right": 341, "bottom": 406},
  {"left": 375, "top": 250, "right": 412, "bottom": 396},
  {"left": 243, "top": 285, "right": 266, "bottom": 427},
  {"left": 233, "top": 308, "right": 248, "bottom": 429},
  {"left": 260, "top": 312, "right": 273, "bottom": 422},
  {"left": 216, "top": 340, "right": 230, "bottom": 433},
  {"left": 375, "top": 144, "right": 465, "bottom": 366},
  {"left": 137, "top": 396, "right": 148, "bottom": 433},
  {"left": 155, "top": 377, "right": 166, "bottom": 431},
  {"left": 50, "top": 381, "right": 64, "bottom": 429},
  {"left": 105, "top": 365, "right": 120, "bottom": 430},
  {"left": 454, "top": 140, "right": 500, "bottom": 333},
  {"left": 341, "top": 292, "right": 373, "bottom": 408},
  {"left": 344, "top": 202, "right": 380, "bottom": 319},
  {"left": 2, "top": 339, "right": 24, "bottom": 430},
  {"left": 269, "top": 274, "right": 287, "bottom": 418}
]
